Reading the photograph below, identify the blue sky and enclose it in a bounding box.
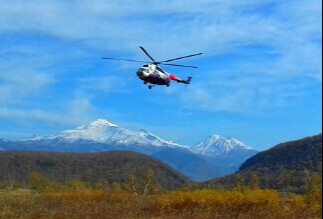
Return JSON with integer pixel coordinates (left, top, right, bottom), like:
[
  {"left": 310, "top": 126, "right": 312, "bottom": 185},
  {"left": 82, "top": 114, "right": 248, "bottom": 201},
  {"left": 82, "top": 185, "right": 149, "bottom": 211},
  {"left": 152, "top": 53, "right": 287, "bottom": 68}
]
[{"left": 0, "top": 0, "right": 322, "bottom": 150}]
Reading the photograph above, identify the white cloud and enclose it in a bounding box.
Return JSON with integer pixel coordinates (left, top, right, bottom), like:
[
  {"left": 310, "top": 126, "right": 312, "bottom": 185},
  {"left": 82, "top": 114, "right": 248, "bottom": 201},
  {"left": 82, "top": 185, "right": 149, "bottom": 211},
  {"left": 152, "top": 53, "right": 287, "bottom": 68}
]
[
  {"left": 79, "top": 76, "right": 128, "bottom": 93},
  {"left": 0, "top": 97, "right": 94, "bottom": 126},
  {"left": 0, "top": 69, "right": 54, "bottom": 105},
  {"left": 180, "top": 73, "right": 315, "bottom": 114},
  {"left": 0, "top": 0, "right": 321, "bottom": 117},
  {"left": 0, "top": 0, "right": 320, "bottom": 72}
]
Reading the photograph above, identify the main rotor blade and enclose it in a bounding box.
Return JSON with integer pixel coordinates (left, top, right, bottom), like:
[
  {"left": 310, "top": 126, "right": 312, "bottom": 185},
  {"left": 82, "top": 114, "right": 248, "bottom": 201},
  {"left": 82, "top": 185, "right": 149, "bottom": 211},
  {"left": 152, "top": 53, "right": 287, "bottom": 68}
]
[
  {"left": 161, "top": 63, "right": 198, "bottom": 68},
  {"left": 102, "top": 57, "right": 151, "bottom": 64},
  {"left": 139, "top": 46, "right": 156, "bottom": 62},
  {"left": 161, "top": 53, "right": 203, "bottom": 63}
]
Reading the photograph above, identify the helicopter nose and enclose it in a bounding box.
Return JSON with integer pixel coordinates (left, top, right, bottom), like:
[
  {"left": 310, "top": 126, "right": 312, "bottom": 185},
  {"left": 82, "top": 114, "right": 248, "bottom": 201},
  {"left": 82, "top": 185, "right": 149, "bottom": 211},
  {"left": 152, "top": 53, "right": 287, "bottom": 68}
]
[{"left": 137, "top": 69, "right": 145, "bottom": 78}]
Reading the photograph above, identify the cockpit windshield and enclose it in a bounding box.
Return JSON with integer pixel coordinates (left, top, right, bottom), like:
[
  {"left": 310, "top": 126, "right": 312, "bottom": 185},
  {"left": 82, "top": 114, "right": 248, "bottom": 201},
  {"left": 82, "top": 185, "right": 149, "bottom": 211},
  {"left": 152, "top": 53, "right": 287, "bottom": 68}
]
[
  {"left": 143, "top": 64, "right": 149, "bottom": 67},
  {"left": 156, "top": 66, "right": 165, "bottom": 73}
]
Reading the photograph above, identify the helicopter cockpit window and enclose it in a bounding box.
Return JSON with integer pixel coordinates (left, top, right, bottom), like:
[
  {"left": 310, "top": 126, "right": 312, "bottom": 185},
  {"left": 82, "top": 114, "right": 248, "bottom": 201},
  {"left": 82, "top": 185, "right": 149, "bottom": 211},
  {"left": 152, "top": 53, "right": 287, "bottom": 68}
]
[
  {"left": 143, "top": 64, "right": 149, "bottom": 67},
  {"left": 156, "top": 66, "right": 165, "bottom": 73}
]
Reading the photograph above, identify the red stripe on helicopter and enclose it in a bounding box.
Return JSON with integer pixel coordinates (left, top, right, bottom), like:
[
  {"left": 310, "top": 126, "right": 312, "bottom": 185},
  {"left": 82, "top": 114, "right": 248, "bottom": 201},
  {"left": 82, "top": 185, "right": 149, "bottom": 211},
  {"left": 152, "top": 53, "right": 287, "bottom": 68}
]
[{"left": 169, "top": 75, "right": 181, "bottom": 81}]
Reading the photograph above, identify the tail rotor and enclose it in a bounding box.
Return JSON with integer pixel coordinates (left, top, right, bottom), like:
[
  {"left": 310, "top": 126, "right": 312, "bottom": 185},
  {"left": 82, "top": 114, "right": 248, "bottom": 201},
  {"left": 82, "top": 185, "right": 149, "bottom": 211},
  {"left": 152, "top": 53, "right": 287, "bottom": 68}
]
[{"left": 181, "top": 76, "right": 193, "bottom": 85}]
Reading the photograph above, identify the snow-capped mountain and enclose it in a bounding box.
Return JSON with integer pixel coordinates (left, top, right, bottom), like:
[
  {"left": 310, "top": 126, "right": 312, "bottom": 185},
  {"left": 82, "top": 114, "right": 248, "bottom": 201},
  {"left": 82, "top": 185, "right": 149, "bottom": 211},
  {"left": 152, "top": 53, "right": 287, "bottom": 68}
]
[
  {"left": 0, "top": 119, "right": 259, "bottom": 181},
  {"left": 190, "top": 135, "right": 258, "bottom": 173},
  {"left": 191, "top": 135, "right": 254, "bottom": 157},
  {"left": 2, "top": 119, "right": 186, "bottom": 155},
  {"left": 23, "top": 119, "right": 181, "bottom": 149}
]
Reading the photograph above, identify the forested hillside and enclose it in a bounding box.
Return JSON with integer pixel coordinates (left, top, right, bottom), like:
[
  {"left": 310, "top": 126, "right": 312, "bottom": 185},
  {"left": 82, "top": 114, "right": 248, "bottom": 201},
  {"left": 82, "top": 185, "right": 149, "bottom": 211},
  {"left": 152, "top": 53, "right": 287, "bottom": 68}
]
[
  {"left": 0, "top": 150, "right": 191, "bottom": 190},
  {"left": 240, "top": 134, "right": 322, "bottom": 171},
  {"left": 206, "top": 134, "right": 322, "bottom": 194}
]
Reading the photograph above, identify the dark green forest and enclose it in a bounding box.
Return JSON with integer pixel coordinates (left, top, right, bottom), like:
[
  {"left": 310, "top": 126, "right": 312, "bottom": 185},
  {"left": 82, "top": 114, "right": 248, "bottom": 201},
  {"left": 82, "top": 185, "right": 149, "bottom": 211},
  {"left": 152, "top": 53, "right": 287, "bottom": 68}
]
[
  {"left": 206, "top": 134, "right": 322, "bottom": 194},
  {"left": 0, "top": 150, "right": 190, "bottom": 190}
]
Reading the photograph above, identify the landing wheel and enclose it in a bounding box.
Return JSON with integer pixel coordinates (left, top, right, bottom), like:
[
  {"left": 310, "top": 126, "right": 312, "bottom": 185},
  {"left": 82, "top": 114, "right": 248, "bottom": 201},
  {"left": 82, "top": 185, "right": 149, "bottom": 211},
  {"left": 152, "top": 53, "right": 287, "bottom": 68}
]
[
  {"left": 144, "top": 81, "right": 147, "bottom": 84},
  {"left": 166, "top": 83, "right": 170, "bottom": 87},
  {"left": 148, "top": 85, "right": 153, "bottom": 89}
]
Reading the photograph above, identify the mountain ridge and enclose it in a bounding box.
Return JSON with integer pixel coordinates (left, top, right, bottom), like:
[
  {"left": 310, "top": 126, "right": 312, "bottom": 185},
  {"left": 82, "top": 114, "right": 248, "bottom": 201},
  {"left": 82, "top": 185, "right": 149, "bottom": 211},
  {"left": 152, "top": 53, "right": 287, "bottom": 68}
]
[
  {"left": 205, "top": 133, "right": 322, "bottom": 193},
  {"left": 0, "top": 150, "right": 191, "bottom": 190},
  {"left": 240, "top": 133, "right": 322, "bottom": 172},
  {"left": 1, "top": 119, "right": 257, "bottom": 181},
  {"left": 20, "top": 119, "right": 182, "bottom": 149}
]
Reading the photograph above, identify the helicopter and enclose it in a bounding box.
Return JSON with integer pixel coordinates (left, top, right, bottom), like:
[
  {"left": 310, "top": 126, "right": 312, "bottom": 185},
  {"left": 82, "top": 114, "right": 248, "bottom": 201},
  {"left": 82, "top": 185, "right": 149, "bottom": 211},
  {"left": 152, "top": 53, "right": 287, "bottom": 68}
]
[{"left": 103, "top": 46, "right": 202, "bottom": 89}]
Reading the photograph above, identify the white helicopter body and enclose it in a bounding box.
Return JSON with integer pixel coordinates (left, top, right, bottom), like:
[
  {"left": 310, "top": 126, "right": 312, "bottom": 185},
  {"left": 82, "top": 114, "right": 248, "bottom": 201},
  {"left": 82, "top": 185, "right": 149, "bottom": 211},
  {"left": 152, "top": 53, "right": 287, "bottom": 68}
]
[{"left": 103, "top": 47, "right": 201, "bottom": 89}]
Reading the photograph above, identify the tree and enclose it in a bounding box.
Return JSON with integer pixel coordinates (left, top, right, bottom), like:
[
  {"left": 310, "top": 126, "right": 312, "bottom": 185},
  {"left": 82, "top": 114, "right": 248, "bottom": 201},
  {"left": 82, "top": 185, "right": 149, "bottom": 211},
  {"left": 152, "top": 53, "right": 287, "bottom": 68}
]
[
  {"left": 69, "top": 180, "right": 86, "bottom": 191},
  {"left": 30, "top": 172, "right": 50, "bottom": 192},
  {"left": 233, "top": 173, "right": 247, "bottom": 192},
  {"left": 128, "top": 168, "right": 138, "bottom": 196},
  {"left": 303, "top": 169, "right": 311, "bottom": 193},
  {"left": 111, "top": 182, "right": 122, "bottom": 193},
  {"left": 250, "top": 172, "right": 260, "bottom": 189},
  {"left": 263, "top": 167, "right": 270, "bottom": 189},
  {"left": 143, "top": 169, "right": 155, "bottom": 195}
]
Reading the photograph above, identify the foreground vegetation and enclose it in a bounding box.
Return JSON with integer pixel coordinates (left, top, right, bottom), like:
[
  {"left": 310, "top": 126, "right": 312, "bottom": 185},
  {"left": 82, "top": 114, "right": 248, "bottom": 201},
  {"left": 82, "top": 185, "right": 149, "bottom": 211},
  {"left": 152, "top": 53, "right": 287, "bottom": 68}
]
[
  {"left": 0, "top": 172, "right": 321, "bottom": 219},
  {"left": 1, "top": 134, "right": 322, "bottom": 218},
  {"left": 0, "top": 188, "right": 321, "bottom": 218}
]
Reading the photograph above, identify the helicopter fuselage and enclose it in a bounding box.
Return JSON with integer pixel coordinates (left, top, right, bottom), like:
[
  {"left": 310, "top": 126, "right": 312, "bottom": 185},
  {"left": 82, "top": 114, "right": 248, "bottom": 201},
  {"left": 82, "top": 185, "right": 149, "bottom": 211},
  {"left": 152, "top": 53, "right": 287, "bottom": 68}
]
[
  {"left": 103, "top": 46, "right": 201, "bottom": 89},
  {"left": 136, "top": 64, "right": 171, "bottom": 85}
]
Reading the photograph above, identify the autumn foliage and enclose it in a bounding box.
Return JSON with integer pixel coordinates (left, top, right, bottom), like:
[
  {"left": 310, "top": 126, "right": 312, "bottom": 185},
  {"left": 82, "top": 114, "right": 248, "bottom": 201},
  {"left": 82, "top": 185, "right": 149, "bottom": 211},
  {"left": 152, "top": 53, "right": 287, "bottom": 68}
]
[{"left": 0, "top": 171, "right": 321, "bottom": 219}]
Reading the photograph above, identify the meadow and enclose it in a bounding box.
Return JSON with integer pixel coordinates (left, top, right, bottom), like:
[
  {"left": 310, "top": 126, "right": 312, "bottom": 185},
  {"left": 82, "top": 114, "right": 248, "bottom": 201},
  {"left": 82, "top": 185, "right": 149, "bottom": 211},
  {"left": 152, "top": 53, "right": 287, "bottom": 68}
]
[{"left": 0, "top": 173, "right": 321, "bottom": 219}]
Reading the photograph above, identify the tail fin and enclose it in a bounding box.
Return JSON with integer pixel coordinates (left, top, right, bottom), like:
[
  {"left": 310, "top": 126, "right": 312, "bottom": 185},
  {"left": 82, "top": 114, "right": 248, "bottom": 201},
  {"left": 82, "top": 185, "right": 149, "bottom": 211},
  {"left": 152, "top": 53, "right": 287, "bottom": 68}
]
[
  {"left": 175, "top": 76, "right": 193, "bottom": 84},
  {"left": 183, "top": 76, "right": 193, "bottom": 84}
]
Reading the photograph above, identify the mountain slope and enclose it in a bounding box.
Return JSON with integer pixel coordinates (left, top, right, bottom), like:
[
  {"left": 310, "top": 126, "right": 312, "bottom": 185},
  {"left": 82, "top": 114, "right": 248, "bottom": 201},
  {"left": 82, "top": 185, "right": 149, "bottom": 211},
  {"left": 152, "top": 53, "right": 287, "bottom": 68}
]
[
  {"left": 205, "top": 134, "right": 322, "bottom": 193},
  {"left": 0, "top": 119, "right": 257, "bottom": 181},
  {"left": 239, "top": 134, "right": 322, "bottom": 172},
  {"left": 0, "top": 150, "right": 191, "bottom": 190},
  {"left": 0, "top": 138, "right": 7, "bottom": 151},
  {"left": 152, "top": 147, "right": 223, "bottom": 181}
]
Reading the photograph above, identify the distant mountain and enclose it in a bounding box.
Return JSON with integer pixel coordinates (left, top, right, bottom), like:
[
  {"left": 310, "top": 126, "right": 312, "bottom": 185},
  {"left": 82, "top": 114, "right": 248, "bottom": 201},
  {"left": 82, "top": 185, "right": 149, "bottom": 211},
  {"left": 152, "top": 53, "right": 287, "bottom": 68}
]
[
  {"left": 0, "top": 138, "right": 9, "bottom": 151},
  {"left": 190, "top": 135, "right": 258, "bottom": 174},
  {"left": 2, "top": 119, "right": 183, "bottom": 154},
  {"left": 152, "top": 147, "right": 223, "bottom": 181},
  {"left": 1, "top": 119, "right": 257, "bottom": 181},
  {"left": 0, "top": 150, "right": 191, "bottom": 190},
  {"left": 0, "top": 138, "right": 10, "bottom": 143},
  {"left": 205, "top": 134, "right": 322, "bottom": 193}
]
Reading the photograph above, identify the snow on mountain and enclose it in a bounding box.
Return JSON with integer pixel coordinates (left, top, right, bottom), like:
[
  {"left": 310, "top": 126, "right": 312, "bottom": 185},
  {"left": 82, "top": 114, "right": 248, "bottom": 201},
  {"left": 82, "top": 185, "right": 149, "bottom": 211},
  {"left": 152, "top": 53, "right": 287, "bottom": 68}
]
[
  {"left": 190, "top": 134, "right": 254, "bottom": 157},
  {"left": 1, "top": 121, "right": 259, "bottom": 180},
  {"left": 138, "top": 129, "right": 183, "bottom": 147},
  {"left": 189, "top": 134, "right": 258, "bottom": 174},
  {"left": 20, "top": 119, "right": 182, "bottom": 149}
]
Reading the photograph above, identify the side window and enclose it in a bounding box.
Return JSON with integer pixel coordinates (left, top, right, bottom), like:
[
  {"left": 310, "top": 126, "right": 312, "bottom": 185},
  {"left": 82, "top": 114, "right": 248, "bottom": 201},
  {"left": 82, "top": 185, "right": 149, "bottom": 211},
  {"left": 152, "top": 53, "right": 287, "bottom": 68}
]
[{"left": 156, "top": 66, "right": 164, "bottom": 73}]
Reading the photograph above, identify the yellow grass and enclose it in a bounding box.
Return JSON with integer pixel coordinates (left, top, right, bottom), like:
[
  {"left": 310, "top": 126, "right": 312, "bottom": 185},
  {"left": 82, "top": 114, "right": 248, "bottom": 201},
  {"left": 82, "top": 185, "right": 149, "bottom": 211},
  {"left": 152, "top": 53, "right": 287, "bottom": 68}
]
[{"left": 0, "top": 188, "right": 321, "bottom": 219}]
